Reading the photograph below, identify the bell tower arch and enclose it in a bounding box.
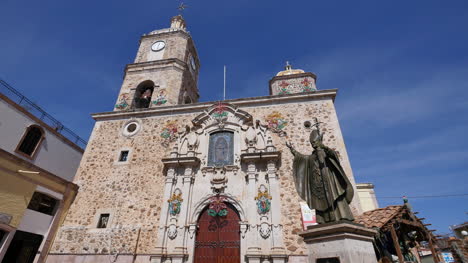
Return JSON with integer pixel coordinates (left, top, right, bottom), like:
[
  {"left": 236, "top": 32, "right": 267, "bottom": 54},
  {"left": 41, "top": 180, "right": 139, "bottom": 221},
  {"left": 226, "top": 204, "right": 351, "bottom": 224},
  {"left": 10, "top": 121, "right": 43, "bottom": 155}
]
[{"left": 114, "top": 15, "right": 200, "bottom": 111}]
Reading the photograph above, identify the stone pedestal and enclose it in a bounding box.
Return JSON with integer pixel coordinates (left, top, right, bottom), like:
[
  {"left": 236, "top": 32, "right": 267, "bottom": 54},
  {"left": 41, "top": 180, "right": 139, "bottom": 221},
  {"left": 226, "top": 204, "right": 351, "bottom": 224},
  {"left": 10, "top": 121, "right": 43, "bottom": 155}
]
[{"left": 299, "top": 221, "right": 378, "bottom": 263}]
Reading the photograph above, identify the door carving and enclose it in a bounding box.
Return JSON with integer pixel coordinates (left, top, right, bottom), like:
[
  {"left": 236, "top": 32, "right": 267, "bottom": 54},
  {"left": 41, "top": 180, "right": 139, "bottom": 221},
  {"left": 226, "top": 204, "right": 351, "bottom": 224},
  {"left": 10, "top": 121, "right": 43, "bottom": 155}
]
[{"left": 194, "top": 202, "right": 240, "bottom": 263}]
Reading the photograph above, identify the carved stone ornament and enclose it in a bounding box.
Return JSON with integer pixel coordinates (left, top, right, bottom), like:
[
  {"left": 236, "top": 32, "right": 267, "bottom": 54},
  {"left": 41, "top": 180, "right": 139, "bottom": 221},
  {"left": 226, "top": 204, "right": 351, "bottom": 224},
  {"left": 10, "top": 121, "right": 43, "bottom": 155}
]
[
  {"left": 255, "top": 185, "right": 272, "bottom": 214},
  {"left": 264, "top": 111, "right": 288, "bottom": 136},
  {"left": 167, "top": 190, "right": 183, "bottom": 216},
  {"left": 208, "top": 195, "right": 228, "bottom": 217},
  {"left": 115, "top": 93, "right": 130, "bottom": 110},
  {"left": 167, "top": 224, "right": 177, "bottom": 239},
  {"left": 259, "top": 222, "right": 271, "bottom": 239},
  {"left": 160, "top": 120, "right": 178, "bottom": 147},
  {"left": 188, "top": 224, "right": 197, "bottom": 239}
]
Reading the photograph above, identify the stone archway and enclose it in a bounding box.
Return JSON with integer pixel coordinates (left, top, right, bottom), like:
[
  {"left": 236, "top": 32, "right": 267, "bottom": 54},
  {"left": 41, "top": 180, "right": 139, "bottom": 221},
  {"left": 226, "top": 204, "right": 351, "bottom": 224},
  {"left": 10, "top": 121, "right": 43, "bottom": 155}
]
[{"left": 193, "top": 202, "right": 240, "bottom": 263}]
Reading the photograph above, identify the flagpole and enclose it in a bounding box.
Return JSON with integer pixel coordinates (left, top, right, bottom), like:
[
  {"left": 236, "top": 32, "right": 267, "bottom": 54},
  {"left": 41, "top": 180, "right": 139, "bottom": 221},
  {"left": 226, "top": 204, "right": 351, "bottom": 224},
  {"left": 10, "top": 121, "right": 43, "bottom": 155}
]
[{"left": 223, "top": 65, "right": 226, "bottom": 101}]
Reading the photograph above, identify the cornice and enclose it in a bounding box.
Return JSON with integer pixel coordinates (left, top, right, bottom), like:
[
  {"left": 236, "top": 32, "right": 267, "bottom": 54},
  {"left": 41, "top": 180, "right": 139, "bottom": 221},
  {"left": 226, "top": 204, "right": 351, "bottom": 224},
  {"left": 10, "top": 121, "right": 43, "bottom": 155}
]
[
  {"left": 125, "top": 58, "right": 187, "bottom": 73},
  {"left": 91, "top": 89, "right": 338, "bottom": 121}
]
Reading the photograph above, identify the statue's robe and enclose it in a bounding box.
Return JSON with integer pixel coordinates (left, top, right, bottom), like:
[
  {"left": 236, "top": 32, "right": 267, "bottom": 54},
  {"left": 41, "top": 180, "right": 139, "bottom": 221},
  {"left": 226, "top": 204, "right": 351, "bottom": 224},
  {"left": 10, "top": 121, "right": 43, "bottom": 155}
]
[{"left": 291, "top": 146, "right": 354, "bottom": 223}]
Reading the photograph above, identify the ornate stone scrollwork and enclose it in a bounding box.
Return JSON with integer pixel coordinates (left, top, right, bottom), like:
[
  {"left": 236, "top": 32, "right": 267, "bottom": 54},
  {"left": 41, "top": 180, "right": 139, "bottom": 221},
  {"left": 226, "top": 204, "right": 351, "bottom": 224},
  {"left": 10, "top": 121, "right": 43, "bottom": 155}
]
[
  {"left": 259, "top": 222, "right": 271, "bottom": 239},
  {"left": 167, "top": 189, "right": 183, "bottom": 216},
  {"left": 167, "top": 224, "right": 177, "bottom": 240},
  {"left": 255, "top": 185, "right": 272, "bottom": 215}
]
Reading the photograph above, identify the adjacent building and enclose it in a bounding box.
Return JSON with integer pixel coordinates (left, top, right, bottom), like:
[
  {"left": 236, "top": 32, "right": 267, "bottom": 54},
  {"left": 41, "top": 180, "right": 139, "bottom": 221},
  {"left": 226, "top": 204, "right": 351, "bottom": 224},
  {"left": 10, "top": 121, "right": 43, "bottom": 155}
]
[
  {"left": 356, "top": 183, "right": 379, "bottom": 212},
  {"left": 0, "top": 79, "right": 85, "bottom": 263}
]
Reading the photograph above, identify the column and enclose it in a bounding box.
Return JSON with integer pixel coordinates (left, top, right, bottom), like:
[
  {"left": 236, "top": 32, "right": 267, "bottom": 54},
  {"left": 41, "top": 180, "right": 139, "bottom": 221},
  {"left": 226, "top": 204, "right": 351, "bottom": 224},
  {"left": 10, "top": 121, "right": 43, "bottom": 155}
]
[
  {"left": 154, "top": 166, "right": 176, "bottom": 254},
  {"left": 267, "top": 160, "right": 286, "bottom": 262},
  {"left": 246, "top": 161, "right": 261, "bottom": 260}
]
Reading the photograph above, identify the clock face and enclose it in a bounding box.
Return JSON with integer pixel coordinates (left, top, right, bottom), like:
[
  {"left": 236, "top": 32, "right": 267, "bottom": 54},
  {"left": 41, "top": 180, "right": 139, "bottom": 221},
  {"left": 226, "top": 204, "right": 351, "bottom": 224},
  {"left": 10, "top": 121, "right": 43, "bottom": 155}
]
[
  {"left": 189, "top": 55, "right": 196, "bottom": 71},
  {"left": 151, "top": 41, "right": 166, "bottom": 52}
]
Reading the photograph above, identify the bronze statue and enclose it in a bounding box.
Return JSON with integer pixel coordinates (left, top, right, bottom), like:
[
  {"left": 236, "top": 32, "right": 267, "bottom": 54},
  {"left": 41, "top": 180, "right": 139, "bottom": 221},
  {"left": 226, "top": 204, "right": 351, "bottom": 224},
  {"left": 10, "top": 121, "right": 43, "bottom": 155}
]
[{"left": 286, "top": 129, "right": 354, "bottom": 223}]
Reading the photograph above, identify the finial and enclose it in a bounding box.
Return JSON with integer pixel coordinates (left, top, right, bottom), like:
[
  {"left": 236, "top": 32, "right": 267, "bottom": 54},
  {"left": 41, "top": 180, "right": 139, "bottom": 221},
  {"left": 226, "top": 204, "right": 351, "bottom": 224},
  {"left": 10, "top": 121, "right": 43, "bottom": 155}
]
[{"left": 285, "top": 61, "right": 292, "bottom": 70}]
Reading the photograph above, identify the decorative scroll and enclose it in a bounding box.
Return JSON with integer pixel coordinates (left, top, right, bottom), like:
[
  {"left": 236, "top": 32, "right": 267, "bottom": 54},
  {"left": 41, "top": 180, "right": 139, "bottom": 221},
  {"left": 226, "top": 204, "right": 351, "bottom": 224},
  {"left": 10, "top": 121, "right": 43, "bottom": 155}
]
[
  {"left": 152, "top": 89, "right": 168, "bottom": 106},
  {"left": 161, "top": 121, "right": 178, "bottom": 146},
  {"left": 265, "top": 111, "right": 288, "bottom": 135},
  {"left": 208, "top": 195, "right": 228, "bottom": 217},
  {"left": 301, "top": 78, "right": 316, "bottom": 92},
  {"left": 255, "top": 185, "right": 272, "bottom": 214},
  {"left": 211, "top": 102, "right": 229, "bottom": 120},
  {"left": 168, "top": 191, "right": 183, "bottom": 216},
  {"left": 115, "top": 93, "right": 130, "bottom": 110},
  {"left": 278, "top": 81, "right": 290, "bottom": 95}
]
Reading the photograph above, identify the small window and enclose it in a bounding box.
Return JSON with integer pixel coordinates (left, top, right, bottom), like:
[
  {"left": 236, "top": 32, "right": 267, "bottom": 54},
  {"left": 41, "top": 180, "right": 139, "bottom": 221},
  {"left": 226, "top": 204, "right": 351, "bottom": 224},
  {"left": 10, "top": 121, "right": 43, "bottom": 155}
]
[
  {"left": 27, "top": 192, "right": 58, "bottom": 216},
  {"left": 16, "top": 125, "right": 44, "bottom": 157},
  {"left": 119, "top": 151, "right": 129, "bottom": 162},
  {"left": 97, "top": 214, "right": 110, "bottom": 228}
]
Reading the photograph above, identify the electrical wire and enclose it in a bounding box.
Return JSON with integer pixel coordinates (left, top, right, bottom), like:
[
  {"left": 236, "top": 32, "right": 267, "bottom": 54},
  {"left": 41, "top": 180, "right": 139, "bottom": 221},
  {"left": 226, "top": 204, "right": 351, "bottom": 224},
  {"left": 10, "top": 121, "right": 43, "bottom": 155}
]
[{"left": 359, "top": 193, "right": 468, "bottom": 199}]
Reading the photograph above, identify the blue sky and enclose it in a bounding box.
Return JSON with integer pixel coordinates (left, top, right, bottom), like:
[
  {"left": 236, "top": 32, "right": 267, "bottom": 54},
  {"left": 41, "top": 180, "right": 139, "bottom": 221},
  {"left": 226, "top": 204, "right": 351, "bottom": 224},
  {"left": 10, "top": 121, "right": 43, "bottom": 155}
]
[{"left": 1, "top": 0, "right": 467, "bottom": 234}]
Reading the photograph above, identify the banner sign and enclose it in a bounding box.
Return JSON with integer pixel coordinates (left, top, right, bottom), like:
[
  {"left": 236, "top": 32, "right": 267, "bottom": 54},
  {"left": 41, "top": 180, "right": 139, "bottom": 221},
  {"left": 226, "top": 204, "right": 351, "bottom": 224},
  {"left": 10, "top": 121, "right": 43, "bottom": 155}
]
[{"left": 300, "top": 202, "right": 317, "bottom": 230}]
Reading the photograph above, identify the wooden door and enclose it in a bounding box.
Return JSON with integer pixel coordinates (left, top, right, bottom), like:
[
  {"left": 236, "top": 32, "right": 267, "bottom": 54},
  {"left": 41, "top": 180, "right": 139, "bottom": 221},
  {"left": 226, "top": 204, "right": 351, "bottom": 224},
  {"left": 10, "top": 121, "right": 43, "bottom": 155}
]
[{"left": 194, "top": 203, "right": 240, "bottom": 263}]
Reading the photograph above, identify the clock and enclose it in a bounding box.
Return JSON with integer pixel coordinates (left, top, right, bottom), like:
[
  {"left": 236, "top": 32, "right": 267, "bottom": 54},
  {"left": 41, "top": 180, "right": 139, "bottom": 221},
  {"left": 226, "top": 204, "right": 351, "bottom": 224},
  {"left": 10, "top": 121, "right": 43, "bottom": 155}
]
[
  {"left": 151, "top": 41, "right": 166, "bottom": 52},
  {"left": 189, "top": 54, "right": 196, "bottom": 71}
]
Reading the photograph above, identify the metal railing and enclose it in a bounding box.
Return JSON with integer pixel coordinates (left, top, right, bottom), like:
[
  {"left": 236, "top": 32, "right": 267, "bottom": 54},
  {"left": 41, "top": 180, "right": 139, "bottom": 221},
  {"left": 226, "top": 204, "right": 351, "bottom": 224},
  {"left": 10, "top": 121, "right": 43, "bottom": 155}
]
[{"left": 0, "top": 78, "right": 87, "bottom": 149}]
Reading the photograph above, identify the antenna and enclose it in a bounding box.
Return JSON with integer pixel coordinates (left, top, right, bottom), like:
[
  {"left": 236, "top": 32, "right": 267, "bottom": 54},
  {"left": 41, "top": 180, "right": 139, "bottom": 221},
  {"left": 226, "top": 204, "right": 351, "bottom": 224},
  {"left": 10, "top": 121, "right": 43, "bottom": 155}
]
[{"left": 223, "top": 65, "right": 226, "bottom": 100}]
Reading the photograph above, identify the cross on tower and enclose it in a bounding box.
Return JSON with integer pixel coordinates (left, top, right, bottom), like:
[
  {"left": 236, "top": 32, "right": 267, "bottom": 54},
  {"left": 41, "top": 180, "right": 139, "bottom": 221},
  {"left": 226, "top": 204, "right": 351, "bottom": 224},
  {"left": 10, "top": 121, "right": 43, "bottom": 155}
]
[{"left": 177, "top": 2, "right": 187, "bottom": 14}]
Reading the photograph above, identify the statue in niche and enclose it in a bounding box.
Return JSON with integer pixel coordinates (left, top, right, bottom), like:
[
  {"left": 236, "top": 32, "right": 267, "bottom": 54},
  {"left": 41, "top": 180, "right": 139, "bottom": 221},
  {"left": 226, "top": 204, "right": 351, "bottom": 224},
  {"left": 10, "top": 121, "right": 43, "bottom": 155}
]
[
  {"left": 286, "top": 129, "right": 354, "bottom": 224},
  {"left": 179, "top": 125, "right": 199, "bottom": 155}
]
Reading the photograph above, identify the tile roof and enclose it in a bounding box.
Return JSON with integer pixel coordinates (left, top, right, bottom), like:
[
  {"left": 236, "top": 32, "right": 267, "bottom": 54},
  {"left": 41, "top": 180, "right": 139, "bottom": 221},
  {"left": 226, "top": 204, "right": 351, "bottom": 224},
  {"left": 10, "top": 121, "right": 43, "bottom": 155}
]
[{"left": 355, "top": 205, "right": 404, "bottom": 229}]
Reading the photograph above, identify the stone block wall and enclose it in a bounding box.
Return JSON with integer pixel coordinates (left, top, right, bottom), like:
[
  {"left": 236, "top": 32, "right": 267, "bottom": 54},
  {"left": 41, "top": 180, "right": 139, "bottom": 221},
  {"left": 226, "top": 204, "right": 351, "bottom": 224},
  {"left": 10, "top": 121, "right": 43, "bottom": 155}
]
[{"left": 50, "top": 94, "right": 360, "bottom": 260}]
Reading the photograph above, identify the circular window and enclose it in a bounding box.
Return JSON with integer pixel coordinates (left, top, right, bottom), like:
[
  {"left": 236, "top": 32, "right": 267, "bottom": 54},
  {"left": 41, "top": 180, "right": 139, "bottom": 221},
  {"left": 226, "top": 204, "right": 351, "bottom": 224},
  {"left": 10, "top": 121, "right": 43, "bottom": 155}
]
[
  {"left": 127, "top": 123, "right": 137, "bottom": 133},
  {"left": 304, "top": 121, "right": 312, "bottom": 128},
  {"left": 122, "top": 121, "right": 141, "bottom": 137}
]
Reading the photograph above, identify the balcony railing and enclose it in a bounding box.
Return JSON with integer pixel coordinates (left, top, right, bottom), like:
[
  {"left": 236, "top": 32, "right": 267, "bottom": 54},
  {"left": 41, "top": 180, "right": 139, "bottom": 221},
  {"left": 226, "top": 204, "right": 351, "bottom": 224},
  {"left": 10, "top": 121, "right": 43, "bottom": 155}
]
[{"left": 0, "top": 78, "right": 87, "bottom": 149}]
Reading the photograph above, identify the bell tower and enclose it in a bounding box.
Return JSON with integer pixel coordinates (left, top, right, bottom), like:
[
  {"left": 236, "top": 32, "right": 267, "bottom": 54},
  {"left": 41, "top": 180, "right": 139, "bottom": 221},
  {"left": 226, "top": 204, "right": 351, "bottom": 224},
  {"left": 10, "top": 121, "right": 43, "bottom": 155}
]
[{"left": 114, "top": 15, "right": 200, "bottom": 111}]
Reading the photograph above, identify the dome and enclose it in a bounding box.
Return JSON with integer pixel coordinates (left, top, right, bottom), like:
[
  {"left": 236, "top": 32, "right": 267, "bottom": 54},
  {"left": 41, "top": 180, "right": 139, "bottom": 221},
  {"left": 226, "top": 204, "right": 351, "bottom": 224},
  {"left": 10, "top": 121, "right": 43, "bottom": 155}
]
[{"left": 276, "top": 62, "right": 305, "bottom": 76}]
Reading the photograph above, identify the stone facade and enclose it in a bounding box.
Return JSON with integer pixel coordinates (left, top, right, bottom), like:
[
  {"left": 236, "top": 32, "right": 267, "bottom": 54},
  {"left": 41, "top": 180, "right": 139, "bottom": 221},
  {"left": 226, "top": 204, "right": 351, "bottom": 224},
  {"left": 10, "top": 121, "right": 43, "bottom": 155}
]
[
  {"left": 48, "top": 91, "right": 361, "bottom": 262},
  {"left": 47, "top": 15, "right": 362, "bottom": 263}
]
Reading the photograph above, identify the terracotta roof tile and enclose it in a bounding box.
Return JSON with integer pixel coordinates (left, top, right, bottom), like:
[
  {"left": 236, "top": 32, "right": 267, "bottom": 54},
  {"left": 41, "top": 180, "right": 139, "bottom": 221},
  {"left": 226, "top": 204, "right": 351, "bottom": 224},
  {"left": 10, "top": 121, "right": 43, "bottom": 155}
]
[{"left": 355, "top": 205, "right": 404, "bottom": 229}]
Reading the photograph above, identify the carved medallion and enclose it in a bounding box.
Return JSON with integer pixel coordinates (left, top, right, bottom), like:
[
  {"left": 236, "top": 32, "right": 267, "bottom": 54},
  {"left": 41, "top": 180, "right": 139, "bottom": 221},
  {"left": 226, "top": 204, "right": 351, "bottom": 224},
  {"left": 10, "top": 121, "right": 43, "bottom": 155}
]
[
  {"left": 211, "top": 102, "right": 229, "bottom": 120},
  {"left": 161, "top": 121, "right": 178, "bottom": 146},
  {"left": 265, "top": 112, "right": 288, "bottom": 136},
  {"left": 255, "top": 185, "right": 272, "bottom": 214},
  {"left": 168, "top": 190, "right": 183, "bottom": 216},
  {"left": 115, "top": 93, "right": 130, "bottom": 110},
  {"left": 152, "top": 88, "right": 168, "bottom": 105}
]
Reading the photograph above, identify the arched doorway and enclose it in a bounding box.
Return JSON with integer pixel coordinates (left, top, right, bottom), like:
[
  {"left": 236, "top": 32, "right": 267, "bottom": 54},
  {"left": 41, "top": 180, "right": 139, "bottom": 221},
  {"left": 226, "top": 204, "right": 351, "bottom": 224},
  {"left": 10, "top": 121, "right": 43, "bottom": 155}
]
[{"left": 194, "top": 202, "right": 240, "bottom": 263}]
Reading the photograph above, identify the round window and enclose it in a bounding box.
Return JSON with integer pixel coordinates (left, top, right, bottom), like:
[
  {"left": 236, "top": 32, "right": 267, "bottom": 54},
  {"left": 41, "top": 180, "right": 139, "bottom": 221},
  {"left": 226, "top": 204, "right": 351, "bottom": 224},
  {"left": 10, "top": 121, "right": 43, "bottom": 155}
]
[
  {"left": 122, "top": 121, "right": 141, "bottom": 137},
  {"left": 126, "top": 123, "right": 137, "bottom": 133}
]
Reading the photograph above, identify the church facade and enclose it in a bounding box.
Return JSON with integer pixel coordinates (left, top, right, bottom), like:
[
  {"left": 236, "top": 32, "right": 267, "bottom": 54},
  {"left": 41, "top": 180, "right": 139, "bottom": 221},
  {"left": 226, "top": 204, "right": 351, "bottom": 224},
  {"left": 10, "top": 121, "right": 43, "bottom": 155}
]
[{"left": 47, "top": 15, "right": 362, "bottom": 263}]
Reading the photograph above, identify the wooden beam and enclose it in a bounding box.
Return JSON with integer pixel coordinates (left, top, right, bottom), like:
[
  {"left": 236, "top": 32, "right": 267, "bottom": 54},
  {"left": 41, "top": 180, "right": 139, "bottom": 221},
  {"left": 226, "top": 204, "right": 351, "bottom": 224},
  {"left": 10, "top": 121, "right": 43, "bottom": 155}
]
[
  {"left": 424, "top": 224, "right": 432, "bottom": 226},
  {"left": 390, "top": 224, "right": 404, "bottom": 263},
  {"left": 428, "top": 235, "right": 440, "bottom": 263}
]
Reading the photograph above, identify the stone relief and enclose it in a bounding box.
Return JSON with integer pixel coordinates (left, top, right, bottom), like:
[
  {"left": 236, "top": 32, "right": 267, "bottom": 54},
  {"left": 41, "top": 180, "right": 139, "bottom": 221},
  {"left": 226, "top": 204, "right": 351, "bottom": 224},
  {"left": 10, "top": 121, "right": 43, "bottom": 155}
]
[
  {"left": 259, "top": 222, "right": 271, "bottom": 239},
  {"left": 265, "top": 112, "right": 288, "bottom": 136},
  {"left": 160, "top": 121, "right": 178, "bottom": 147},
  {"left": 115, "top": 93, "right": 130, "bottom": 110},
  {"left": 255, "top": 185, "right": 272, "bottom": 215},
  {"left": 167, "top": 189, "right": 183, "bottom": 216},
  {"left": 152, "top": 88, "right": 168, "bottom": 106},
  {"left": 167, "top": 224, "right": 177, "bottom": 240}
]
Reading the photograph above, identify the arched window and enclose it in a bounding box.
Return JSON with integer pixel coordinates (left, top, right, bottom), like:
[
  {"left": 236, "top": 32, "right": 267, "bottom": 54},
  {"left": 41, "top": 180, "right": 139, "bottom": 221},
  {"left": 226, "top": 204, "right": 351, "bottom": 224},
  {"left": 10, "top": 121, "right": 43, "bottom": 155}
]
[
  {"left": 16, "top": 125, "right": 44, "bottom": 157},
  {"left": 133, "top": 80, "right": 154, "bottom": 109},
  {"left": 208, "top": 131, "right": 234, "bottom": 167}
]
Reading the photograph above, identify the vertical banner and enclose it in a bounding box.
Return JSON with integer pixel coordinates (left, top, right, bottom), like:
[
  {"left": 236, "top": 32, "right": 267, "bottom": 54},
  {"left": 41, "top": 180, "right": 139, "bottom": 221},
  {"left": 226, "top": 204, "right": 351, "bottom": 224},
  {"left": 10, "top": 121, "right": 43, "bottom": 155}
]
[{"left": 300, "top": 202, "right": 317, "bottom": 230}]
